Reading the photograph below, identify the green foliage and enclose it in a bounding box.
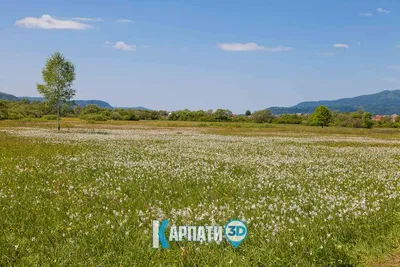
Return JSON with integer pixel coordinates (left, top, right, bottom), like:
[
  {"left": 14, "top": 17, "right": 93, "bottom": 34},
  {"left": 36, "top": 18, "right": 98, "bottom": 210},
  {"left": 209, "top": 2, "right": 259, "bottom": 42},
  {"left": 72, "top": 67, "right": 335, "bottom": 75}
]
[
  {"left": 82, "top": 104, "right": 101, "bottom": 115},
  {"left": 311, "top": 105, "right": 332, "bottom": 127},
  {"left": 168, "top": 109, "right": 231, "bottom": 122},
  {"left": 329, "top": 110, "right": 376, "bottom": 129},
  {"left": 110, "top": 112, "right": 122, "bottom": 120},
  {"left": 123, "top": 110, "right": 139, "bottom": 121},
  {"left": 362, "top": 112, "right": 373, "bottom": 129},
  {"left": 37, "top": 52, "right": 76, "bottom": 104},
  {"left": 0, "top": 99, "right": 397, "bottom": 130},
  {"left": 6, "top": 102, "right": 42, "bottom": 120},
  {"left": 252, "top": 109, "right": 274, "bottom": 123},
  {"left": 274, "top": 114, "right": 303, "bottom": 124},
  {"left": 0, "top": 101, "right": 8, "bottom": 120},
  {"left": 245, "top": 110, "right": 251, "bottom": 116},
  {"left": 101, "top": 108, "right": 112, "bottom": 117},
  {"left": 214, "top": 109, "right": 233, "bottom": 121},
  {"left": 74, "top": 105, "right": 83, "bottom": 116}
]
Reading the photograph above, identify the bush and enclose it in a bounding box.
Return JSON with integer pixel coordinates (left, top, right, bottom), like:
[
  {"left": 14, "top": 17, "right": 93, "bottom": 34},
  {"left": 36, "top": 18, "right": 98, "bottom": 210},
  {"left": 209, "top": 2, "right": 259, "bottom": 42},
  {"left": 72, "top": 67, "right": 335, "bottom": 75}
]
[
  {"left": 8, "top": 112, "right": 24, "bottom": 120},
  {"left": 274, "top": 114, "right": 303, "bottom": 124},
  {"left": 42, "top": 115, "right": 58, "bottom": 120},
  {"left": 252, "top": 109, "right": 274, "bottom": 123},
  {"left": 0, "top": 110, "right": 7, "bottom": 120},
  {"left": 362, "top": 119, "right": 374, "bottom": 129},
  {"left": 392, "top": 123, "right": 400, "bottom": 128},
  {"left": 82, "top": 104, "right": 101, "bottom": 115},
  {"left": 123, "top": 112, "right": 139, "bottom": 121},
  {"left": 311, "top": 106, "right": 332, "bottom": 127},
  {"left": 110, "top": 112, "right": 122, "bottom": 120}
]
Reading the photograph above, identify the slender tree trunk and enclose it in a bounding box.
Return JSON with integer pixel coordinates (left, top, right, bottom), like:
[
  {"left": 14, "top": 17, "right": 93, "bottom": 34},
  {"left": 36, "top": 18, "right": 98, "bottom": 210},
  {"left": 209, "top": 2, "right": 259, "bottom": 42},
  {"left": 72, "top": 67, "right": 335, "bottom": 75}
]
[{"left": 57, "top": 101, "right": 60, "bottom": 131}]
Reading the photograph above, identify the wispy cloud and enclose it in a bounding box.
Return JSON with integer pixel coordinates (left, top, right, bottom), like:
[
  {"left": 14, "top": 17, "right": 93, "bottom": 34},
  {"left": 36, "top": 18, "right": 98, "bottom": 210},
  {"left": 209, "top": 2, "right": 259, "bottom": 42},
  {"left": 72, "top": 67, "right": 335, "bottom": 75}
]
[
  {"left": 333, "top": 43, "right": 349, "bottom": 49},
  {"left": 359, "top": 12, "right": 373, "bottom": 17},
  {"left": 116, "top": 19, "right": 134, "bottom": 24},
  {"left": 377, "top": 8, "right": 390, "bottom": 13},
  {"left": 217, "top": 42, "right": 292, "bottom": 52},
  {"left": 15, "top": 14, "right": 92, "bottom": 30},
  {"left": 106, "top": 41, "right": 136, "bottom": 51},
  {"left": 316, "top": 52, "right": 335, "bottom": 56}
]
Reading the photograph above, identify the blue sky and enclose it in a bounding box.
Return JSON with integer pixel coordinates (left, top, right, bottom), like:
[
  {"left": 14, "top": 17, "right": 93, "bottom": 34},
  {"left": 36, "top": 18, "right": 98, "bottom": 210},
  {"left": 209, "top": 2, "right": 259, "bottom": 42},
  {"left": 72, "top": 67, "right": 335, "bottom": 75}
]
[{"left": 1, "top": 0, "right": 400, "bottom": 112}]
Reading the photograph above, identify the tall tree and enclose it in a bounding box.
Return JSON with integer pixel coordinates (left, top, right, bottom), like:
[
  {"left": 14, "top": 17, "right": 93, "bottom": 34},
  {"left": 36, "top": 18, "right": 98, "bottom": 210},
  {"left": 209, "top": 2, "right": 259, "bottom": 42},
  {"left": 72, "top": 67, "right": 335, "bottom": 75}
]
[
  {"left": 252, "top": 109, "right": 274, "bottom": 123},
  {"left": 312, "top": 105, "right": 332, "bottom": 128},
  {"left": 37, "top": 52, "right": 76, "bottom": 130}
]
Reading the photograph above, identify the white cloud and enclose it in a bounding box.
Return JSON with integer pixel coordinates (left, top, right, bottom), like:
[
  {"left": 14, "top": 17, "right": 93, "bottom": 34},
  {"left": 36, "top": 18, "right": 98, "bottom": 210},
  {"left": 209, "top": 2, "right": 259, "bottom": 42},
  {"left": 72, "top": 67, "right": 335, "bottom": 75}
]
[
  {"left": 333, "top": 43, "right": 349, "bottom": 49},
  {"left": 15, "top": 14, "right": 92, "bottom": 30},
  {"left": 359, "top": 12, "right": 373, "bottom": 17},
  {"left": 116, "top": 19, "right": 134, "bottom": 23},
  {"left": 377, "top": 8, "right": 390, "bottom": 13},
  {"left": 316, "top": 52, "right": 335, "bottom": 56},
  {"left": 106, "top": 41, "right": 136, "bottom": 51},
  {"left": 217, "top": 42, "right": 292, "bottom": 52}
]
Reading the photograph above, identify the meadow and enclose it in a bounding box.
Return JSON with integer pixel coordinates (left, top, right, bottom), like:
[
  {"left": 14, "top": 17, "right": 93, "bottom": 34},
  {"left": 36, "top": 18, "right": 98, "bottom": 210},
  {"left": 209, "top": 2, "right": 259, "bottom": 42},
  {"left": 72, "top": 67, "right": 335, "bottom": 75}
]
[{"left": 1, "top": 119, "right": 400, "bottom": 266}]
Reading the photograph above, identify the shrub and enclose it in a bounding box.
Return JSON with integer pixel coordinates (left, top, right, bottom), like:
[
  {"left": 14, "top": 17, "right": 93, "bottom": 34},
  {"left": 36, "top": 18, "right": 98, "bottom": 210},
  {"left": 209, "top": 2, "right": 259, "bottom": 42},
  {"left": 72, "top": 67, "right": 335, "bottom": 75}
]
[
  {"left": 8, "top": 112, "right": 24, "bottom": 120},
  {"left": 123, "top": 112, "right": 139, "bottom": 121},
  {"left": 0, "top": 109, "right": 7, "bottom": 120},
  {"left": 274, "top": 114, "right": 303, "bottom": 124},
  {"left": 110, "top": 112, "right": 122, "bottom": 120},
  {"left": 252, "top": 109, "right": 274, "bottom": 123},
  {"left": 82, "top": 104, "right": 101, "bottom": 115},
  {"left": 311, "top": 106, "right": 332, "bottom": 127}
]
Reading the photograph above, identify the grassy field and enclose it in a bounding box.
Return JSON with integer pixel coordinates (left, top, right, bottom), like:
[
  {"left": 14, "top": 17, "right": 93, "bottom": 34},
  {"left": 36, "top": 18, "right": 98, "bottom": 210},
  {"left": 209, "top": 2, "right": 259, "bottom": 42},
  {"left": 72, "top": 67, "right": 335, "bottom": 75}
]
[{"left": 1, "top": 119, "right": 400, "bottom": 266}]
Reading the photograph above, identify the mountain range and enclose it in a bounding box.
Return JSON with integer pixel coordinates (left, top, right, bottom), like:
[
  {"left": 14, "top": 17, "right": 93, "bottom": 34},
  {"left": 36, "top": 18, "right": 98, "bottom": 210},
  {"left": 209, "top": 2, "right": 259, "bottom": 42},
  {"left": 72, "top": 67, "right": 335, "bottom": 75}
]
[
  {"left": 0, "top": 92, "right": 149, "bottom": 110},
  {"left": 268, "top": 90, "right": 400, "bottom": 115},
  {"left": 2, "top": 90, "right": 400, "bottom": 114},
  {"left": 20, "top": 96, "right": 113, "bottom": 109}
]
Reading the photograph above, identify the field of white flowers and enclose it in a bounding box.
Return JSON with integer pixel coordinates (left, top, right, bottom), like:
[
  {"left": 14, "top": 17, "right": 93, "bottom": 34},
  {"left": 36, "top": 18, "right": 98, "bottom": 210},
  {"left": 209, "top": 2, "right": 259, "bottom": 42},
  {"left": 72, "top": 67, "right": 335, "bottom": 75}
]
[{"left": 1, "top": 126, "right": 400, "bottom": 266}]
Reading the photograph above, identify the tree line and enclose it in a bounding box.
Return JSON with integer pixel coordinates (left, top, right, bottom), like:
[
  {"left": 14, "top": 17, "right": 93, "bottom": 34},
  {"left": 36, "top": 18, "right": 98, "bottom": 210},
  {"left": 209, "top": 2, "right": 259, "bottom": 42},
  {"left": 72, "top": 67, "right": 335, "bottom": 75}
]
[{"left": 1, "top": 99, "right": 400, "bottom": 128}]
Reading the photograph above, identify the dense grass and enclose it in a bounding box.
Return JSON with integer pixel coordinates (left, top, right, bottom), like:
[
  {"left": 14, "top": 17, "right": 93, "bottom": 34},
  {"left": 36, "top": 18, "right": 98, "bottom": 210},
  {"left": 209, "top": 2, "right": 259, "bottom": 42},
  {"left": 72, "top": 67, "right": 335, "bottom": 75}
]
[{"left": 1, "top": 121, "right": 400, "bottom": 266}]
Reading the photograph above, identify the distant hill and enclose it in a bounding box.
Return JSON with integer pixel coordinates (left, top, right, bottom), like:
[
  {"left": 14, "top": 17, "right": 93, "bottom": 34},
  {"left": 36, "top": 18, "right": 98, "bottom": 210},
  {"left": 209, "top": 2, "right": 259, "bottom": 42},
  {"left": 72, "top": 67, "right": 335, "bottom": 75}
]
[
  {"left": 116, "top": 106, "right": 151, "bottom": 111},
  {"left": 0, "top": 91, "right": 119, "bottom": 109},
  {"left": 0, "top": 92, "right": 19, "bottom": 101},
  {"left": 269, "top": 90, "right": 400, "bottom": 115},
  {"left": 19, "top": 96, "right": 113, "bottom": 109}
]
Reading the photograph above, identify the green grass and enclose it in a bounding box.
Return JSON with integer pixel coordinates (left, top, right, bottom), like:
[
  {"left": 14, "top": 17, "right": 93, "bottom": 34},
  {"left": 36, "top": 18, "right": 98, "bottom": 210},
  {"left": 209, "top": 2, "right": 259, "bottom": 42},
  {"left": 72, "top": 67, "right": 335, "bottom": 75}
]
[{"left": 1, "top": 121, "right": 400, "bottom": 266}]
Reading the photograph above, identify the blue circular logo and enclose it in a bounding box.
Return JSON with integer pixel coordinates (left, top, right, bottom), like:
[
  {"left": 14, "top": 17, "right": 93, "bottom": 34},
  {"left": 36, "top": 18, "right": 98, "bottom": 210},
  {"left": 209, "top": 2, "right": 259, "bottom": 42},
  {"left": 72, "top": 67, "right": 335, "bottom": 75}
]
[{"left": 224, "top": 220, "right": 248, "bottom": 248}]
